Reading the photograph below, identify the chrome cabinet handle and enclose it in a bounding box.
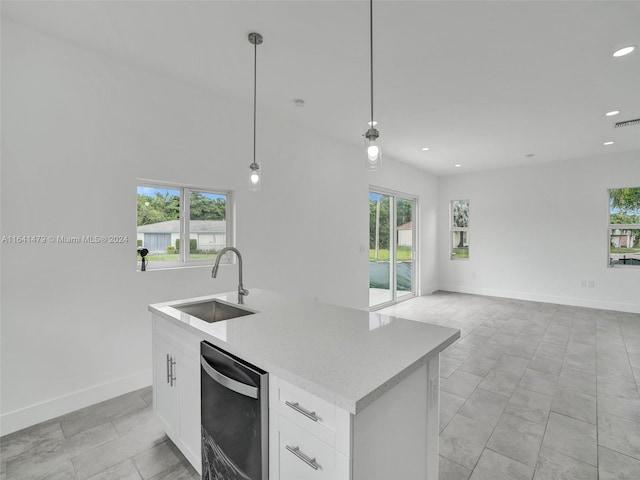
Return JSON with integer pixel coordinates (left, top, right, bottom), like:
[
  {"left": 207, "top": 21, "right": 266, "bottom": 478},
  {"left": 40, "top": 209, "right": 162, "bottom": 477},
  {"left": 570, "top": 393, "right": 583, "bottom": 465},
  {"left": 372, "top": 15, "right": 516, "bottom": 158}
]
[
  {"left": 169, "top": 357, "right": 176, "bottom": 386},
  {"left": 166, "top": 354, "right": 171, "bottom": 384},
  {"left": 285, "top": 401, "right": 318, "bottom": 422},
  {"left": 286, "top": 445, "right": 320, "bottom": 470}
]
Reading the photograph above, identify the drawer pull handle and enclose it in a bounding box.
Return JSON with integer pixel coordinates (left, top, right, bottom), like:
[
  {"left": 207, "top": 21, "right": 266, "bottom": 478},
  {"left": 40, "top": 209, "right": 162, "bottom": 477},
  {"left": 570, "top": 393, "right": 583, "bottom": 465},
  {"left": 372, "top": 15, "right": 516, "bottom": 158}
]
[
  {"left": 286, "top": 445, "right": 320, "bottom": 470},
  {"left": 285, "top": 401, "right": 318, "bottom": 422}
]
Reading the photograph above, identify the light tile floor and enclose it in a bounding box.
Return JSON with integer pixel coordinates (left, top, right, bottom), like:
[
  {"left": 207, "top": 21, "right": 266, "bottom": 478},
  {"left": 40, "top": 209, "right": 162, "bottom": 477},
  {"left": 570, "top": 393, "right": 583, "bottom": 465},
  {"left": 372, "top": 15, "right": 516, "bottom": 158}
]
[
  {"left": 378, "top": 291, "right": 640, "bottom": 480},
  {"left": 0, "top": 387, "right": 199, "bottom": 480},
  {"left": 2, "top": 291, "right": 639, "bottom": 479}
]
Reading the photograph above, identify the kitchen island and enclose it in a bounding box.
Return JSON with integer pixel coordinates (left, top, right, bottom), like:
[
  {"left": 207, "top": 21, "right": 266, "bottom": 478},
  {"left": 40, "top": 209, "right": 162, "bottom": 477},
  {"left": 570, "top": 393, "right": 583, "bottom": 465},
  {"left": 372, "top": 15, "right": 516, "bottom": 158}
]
[{"left": 149, "top": 289, "right": 459, "bottom": 480}]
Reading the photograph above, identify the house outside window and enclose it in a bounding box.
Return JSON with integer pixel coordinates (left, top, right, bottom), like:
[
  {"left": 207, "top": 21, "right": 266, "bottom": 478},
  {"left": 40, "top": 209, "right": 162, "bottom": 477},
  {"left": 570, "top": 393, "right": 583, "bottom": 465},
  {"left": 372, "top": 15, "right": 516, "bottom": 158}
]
[
  {"left": 451, "top": 199, "right": 469, "bottom": 260},
  {"left": 609, "top": 187, "right": 640, "bottom": 268},
  {"left": 137, "top": 183, "right": 232, "bottom": 270}
]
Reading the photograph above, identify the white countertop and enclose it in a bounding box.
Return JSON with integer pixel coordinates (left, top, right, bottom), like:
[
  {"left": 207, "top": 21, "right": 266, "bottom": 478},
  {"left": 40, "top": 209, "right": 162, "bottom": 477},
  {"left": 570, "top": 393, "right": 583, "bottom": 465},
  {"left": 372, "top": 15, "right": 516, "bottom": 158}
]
[{"left": 149, "top": 289, "right": 459, "bottom": 414}]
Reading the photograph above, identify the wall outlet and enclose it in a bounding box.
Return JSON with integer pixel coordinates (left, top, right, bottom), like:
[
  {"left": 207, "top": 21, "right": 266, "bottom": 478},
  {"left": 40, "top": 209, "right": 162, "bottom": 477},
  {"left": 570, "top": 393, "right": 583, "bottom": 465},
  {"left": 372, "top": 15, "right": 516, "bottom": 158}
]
[
  {"left": 471, "top": 272, "right": 477, "bottom": 279},
  {"left": 581, "top": 280, "right": 587, "bottom": 287},
  {"left": 588, "top": 280, "right": 595, "bottom": 288}
]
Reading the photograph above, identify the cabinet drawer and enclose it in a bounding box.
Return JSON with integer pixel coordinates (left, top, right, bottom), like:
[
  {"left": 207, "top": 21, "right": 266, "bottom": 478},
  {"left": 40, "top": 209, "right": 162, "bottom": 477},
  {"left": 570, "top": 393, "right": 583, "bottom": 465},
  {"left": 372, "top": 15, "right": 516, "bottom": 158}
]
[
  {"left": 278, "top": 415, "right": 349, "bottom": 480},
  {"left": 277, "top": 378, "right": 337, "bottom": 446}
]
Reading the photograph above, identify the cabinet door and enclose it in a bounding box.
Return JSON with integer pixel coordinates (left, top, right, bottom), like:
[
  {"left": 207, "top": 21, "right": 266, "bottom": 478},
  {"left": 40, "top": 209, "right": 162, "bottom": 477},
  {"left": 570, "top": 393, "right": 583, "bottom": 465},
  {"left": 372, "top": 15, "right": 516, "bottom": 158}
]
[{"left": 154, "top": 336, "right": 179, "bottom": 434}]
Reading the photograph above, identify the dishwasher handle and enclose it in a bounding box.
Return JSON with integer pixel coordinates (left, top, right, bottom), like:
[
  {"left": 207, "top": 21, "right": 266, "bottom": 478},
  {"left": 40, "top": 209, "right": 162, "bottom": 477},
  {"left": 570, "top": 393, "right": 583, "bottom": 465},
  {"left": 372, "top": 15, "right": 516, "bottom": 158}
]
[{"left": 200, "top": 354, "right": 259, "bottom": 399}]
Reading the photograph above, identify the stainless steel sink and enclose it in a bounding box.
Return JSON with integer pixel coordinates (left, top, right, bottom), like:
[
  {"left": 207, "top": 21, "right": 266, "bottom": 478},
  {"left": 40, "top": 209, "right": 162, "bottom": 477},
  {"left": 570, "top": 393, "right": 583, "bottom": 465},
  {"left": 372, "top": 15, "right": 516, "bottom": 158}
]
[{"left": 174, "top": 300, "right": 255, "bottom": 323}]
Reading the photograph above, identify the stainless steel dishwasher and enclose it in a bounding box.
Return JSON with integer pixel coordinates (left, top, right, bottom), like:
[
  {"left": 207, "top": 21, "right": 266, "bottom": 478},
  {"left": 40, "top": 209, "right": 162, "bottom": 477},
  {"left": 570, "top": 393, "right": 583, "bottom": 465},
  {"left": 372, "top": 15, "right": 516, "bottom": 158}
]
[{"left": 200, "top": 341, "right": 268, "bottom": 480}]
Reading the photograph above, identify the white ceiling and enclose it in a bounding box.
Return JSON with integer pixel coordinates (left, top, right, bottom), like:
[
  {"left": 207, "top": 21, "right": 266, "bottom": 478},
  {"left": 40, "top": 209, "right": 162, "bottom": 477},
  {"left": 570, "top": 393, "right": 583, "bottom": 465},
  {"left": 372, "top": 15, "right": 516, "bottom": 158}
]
[{"left": 3, "top": 0, "right": 640, "bottom": 175}]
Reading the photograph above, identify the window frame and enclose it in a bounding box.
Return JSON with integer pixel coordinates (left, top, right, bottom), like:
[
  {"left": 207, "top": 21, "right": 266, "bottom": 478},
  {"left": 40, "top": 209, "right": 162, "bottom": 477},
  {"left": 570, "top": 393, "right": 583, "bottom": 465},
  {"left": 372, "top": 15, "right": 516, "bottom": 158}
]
[
  {"left": 137, "top": 180, "right": 234, "bottom": 271},
  {"left": 450, "top": 199, "right": 470, "bottom": 261},
  {"left": 607, "top": 187, "right": 640, "bottom": 269}
]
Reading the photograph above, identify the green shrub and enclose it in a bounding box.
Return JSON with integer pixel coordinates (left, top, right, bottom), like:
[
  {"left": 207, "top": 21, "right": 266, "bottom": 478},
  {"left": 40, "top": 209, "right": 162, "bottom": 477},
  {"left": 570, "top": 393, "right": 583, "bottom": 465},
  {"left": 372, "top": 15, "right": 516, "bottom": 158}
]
[{"left": 175, "top": 239, "right": 198, "bottom": 253}]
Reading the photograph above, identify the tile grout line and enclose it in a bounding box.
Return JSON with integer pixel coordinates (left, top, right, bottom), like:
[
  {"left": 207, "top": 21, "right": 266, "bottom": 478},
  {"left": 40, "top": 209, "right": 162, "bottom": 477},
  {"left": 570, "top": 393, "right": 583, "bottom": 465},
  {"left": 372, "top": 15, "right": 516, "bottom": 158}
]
[
  {"left": 483, "top": 445, "right": 536, "bottom": 476},
  {"left": 530, "top": 397, "right": 554, "bottom": 479},
  {"left": 439, "top": 320, "right": 499, "bottom": 476},
  {"left": 69, "top": 453, "right": 80, "bottom": 480},
  {"left": 528, "top": 312, "right": 558, "bottom": 480},
  {"left": 472, "top": 303, "right": 549, "bottom": 478},
  {"left": 620, "top": 318, "right": 640, "bottom": 399},
  {"left": 594, "top": 317, "right": 609, "bottom": 480},
  {"left": 446, "top": 305, "right": 545, "bottom": 476}
]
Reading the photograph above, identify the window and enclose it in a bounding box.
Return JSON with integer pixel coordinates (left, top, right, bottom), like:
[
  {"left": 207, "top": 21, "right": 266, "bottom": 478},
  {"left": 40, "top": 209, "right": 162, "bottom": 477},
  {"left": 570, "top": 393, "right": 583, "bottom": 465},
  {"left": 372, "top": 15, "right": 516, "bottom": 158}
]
[
  {"left": 137, "top": 183, "right": 232, "bottom": 270},
  {"left": 609, "top": 187, "right": 640, "bottom": 267},
  {"left": 450, "top": 199, "right": 469, "bottom": 260}
]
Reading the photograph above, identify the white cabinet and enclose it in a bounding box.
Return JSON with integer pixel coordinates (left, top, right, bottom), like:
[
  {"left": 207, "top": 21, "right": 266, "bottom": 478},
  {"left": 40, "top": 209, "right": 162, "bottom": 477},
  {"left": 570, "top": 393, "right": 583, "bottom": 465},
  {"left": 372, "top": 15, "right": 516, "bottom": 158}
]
[
  {"left": 277, "top": 415, "right": 350, "bottom": 480},
  {"left": 270, "top": 377, "right": 351, "bottom": 480},
  {"left": 269, "top": 355, "right": 440, "bottom": 480},
  {"left": 152, "top": 315, "right": 201, "bottom": 473},
  {"left": 152, "top": 312, "right": 441, "bottom": 480}
]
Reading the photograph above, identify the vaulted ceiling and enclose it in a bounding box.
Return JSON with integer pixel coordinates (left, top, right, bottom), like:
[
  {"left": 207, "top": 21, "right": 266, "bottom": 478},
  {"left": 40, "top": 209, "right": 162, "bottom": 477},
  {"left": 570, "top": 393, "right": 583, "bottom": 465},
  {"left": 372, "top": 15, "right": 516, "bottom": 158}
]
[{"left": 3, "top": 1, "right": 639, "bottom": 175}]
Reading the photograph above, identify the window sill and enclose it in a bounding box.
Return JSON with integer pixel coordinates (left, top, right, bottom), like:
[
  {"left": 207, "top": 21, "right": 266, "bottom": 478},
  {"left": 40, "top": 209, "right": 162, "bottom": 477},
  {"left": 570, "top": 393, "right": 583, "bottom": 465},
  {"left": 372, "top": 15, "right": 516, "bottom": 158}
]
[{"left": 136, "top": 262, "right": 232, "bottom": 273}]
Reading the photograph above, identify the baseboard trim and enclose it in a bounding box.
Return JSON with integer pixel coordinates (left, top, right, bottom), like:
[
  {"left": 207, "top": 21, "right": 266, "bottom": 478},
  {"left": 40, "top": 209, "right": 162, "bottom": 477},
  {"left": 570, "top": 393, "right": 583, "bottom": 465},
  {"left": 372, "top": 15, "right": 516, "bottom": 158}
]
[
  {"left": 420, "top": 284, "right": 440, "bottom": 296},
  {"left": 0, "top": 369, "right": 152, "bottom": 437},
  {"left": 437, "top": 285, "right": 640, "bottom": 314}
]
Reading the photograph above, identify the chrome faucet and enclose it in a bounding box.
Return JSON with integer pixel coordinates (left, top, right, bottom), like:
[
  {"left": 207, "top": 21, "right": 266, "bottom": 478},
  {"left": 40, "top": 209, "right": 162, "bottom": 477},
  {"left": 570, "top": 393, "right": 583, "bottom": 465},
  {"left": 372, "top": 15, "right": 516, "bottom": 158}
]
[{"left": 212, "top": 247, "right": 249, "bottom": 304}]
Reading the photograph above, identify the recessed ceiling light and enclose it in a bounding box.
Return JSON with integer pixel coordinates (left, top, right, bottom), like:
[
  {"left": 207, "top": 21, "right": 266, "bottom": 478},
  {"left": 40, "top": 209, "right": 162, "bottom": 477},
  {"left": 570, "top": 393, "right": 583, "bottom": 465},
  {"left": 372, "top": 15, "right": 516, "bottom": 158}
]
[
  {"left": 421, "top": 147, "right": 430, "bottom": 151},
  {"left": 603, "top": 141, "right": 615, "bottom": 146},
  {"left": 605, "top": 110, "right": 620, "bottom": 116},
  {"left": 525, "top": 153, "right": 535, "bottom": 158},
  {"left": 613, "top": 45, "right": 636, "bottom": 57},
  {"left": 454, "top": 164, "right": 462, "bottom": 168},
  {"left": 293, "top": 99, "right": 305, "bottom": 107}
]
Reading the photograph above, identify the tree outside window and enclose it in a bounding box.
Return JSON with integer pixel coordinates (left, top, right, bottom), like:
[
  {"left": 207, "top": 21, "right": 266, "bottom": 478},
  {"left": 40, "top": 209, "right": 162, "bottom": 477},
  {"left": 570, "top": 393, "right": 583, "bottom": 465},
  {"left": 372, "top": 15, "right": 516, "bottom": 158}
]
[{"left": 451, "top": 199, "right": 469, "bottom": 260}]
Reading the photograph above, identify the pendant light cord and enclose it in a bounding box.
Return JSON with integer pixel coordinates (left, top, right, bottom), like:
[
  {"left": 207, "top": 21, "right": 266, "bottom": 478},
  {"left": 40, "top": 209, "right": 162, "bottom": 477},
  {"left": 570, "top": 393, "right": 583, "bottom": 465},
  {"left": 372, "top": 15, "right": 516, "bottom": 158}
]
[
  {"left": 253, "top": 41, "right": 257, "bottom": 165},
  {"left": 370, "top": 0, "right": 374, "bottom": 126}
]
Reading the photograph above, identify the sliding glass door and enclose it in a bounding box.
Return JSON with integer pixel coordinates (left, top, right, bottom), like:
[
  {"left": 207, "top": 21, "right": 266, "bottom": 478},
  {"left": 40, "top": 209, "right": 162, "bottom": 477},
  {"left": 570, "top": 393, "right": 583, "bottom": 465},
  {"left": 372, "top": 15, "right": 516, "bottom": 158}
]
[
  {"left": 369, "top": 192, "right": 393, "bottom": 306},
  {"left": 395, "top": 195, "right": 414, "bottom": 300},
  {"left": 369, "top": 189, "right": 417, "bottom": 308}
]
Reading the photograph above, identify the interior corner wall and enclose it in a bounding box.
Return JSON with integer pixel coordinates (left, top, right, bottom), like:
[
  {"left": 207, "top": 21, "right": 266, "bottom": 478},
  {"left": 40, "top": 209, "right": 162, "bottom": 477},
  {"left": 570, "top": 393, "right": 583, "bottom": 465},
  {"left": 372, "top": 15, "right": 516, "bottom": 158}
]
[
  {"left": 0, "top": 20, "right": 437, "bottom": 435},
  {"left": 437, "top": 151, "right": 640, "bottom": 313}
]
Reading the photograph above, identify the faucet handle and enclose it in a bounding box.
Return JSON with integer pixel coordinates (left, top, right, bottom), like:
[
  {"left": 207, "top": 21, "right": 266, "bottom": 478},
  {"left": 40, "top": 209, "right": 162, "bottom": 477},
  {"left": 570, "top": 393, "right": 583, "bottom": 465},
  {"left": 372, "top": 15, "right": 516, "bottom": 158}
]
[{"left": 237, "top": 287, "right": 249, "bottom": 305}]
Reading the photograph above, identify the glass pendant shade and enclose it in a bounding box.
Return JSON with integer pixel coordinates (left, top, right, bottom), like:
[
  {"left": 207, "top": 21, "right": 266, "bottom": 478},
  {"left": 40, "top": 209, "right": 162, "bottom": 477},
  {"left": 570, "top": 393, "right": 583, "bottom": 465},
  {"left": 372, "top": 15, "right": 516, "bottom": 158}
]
[
  {"left": 365, "top": 127, "right": 381, "bottom": 170},
  {"left": 249, "top": 163, "right": 261, "bottom": 191}
]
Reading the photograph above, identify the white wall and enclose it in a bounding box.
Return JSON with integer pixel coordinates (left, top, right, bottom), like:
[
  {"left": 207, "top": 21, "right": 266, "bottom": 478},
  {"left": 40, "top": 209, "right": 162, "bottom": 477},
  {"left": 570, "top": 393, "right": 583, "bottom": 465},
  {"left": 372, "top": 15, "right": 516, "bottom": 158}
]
[
  {"left": 0, "top": 20, "right": 438, "bottom": 434},
  {"left": 438, "top": 152, "right": 640, "bottom": 313}
]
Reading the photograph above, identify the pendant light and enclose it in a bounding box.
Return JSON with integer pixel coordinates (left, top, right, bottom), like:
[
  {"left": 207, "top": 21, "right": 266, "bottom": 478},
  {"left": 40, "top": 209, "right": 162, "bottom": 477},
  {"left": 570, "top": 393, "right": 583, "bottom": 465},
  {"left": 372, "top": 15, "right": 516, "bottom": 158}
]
[
  {"left": 248, "top": 32, "right": 263, "bottom": 191},
  {"left": 364, "top": 0, "right": 381, "bottom": 170}
]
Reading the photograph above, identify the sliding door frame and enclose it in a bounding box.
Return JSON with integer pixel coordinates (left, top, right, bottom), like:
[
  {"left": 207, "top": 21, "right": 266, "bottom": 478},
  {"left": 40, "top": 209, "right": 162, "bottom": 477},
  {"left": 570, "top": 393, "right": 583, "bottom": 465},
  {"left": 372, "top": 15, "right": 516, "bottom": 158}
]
[{"left": 369, "top": 185, "right": 419, "bottom": 310}]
